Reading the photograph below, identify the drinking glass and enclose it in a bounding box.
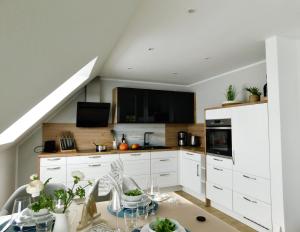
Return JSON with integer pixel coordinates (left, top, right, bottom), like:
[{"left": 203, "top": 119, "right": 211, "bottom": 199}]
[
  {"left": 12, "top": 196, "right": 31, "bottom": 231},
  {"left": 35, "top": 214, "right": 54, "bottom": 232},
  {"left": 136, "top": 202, "right": 149, "bottom": 228},
  {"left": 146, "top": 176, "right": 160, "bottom": 201},
  {"left": 124, "top": 209, "right": 137, "bottom": 232}
]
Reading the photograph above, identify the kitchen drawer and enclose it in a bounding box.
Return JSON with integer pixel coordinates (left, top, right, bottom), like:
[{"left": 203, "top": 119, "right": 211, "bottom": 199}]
[
  {"left": 40, "top": 157, "right": 66, "bottom": 167},
  {"left": 207, "top": 155, "right": 232, "bottom": 170},
  {"left": 120, "top": 152, "right": 150, "bottom": 161},
  {"left": 67, "top": 154, "right": 118, "bottom": 165},
  {"left": 40, "top": 166, "right": 66, "bottom": 184},
  {"left": 207, "top": 164, "right": 232, "bottom": 189},
  {"left": 233, "top": 192, "right": 272, "bottom": 230},
  {"left": 205, "top": 108, "right": 231, "bottom": 120},
  {"left": 123, "top": 160, "right": 150, "bottom": 176},
  {"left": 151, "top": 151, "right": 178, "bottom": 159},
  {"left": 67, "top": 163, "right": 110, "bottom": 182},
  {"left": 151, "top": 157, "right": 177, "bottom": 174},
  {"left": 154, "top": 172, "right": 178, "bottom": 188},
  {"left": 181, "top": 151, "right": 201, "bottom": 162},
  {"left": 233, "top": 171, "right": 271, "bottom": 203},
  {"left": 207, "top": 182, "right": 232, "bottom": 210}
]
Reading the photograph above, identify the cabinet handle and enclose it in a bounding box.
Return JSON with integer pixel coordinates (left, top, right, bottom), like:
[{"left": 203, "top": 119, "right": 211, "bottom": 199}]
[
  {"left": 88, "top": 156, "right": 102, "bottom": 159},
  {"left": 130, "top": 153, "right": 142, "bottom": 156},
  {"left": 243, "top": 196, "right": 257, "bottom": 204},
  {"left": 213, "top": 185, "right": 223, "bottom": 191},
  {"left": 159, "top": 159, "right": 170, "bottom": 162},
  {"left": 197, "top": 164, "right": 200, "bottom": 176},
  {"left": 213, "top": 167, "right": 223, "bottom": 171},
  {"left": 243, "top": 217, "right": 269, "bottom": 230},
  {"left": 232, "top": 150, "right": 235, "bottom": 165},
  {"left": 160, "top": 173, "right": 170, "bottom": 177},
  {"left": 47, "top": 158, "right": 61, "bottom": 161},
  {"left": 46, "top": 167, "right": 61, "bottom": 170},
  {"left": 88, "top": 164, "right": 102, "bottom": 167},
  {"left": 242, "top": 174, "right": 256, "bottom": 180},
  {"left": 186, "top": 153, "right": 194, "bottom": 156},
  {"left": 213, "top": 158, "right": 223, "bottom": 162}
]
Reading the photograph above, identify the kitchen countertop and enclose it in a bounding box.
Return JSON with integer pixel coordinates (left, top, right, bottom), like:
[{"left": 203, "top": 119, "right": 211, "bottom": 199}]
[{"left": 38, "top": 146, "right": 205, "bottom": 158}]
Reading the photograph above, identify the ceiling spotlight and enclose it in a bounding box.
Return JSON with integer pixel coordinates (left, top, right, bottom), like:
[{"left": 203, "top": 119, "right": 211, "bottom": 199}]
[
  {"left": 188, "top": 9, "right": 196, "bottom": 14},
  {"left": 148, "top": 48, "right": 155, "bottom": 51}
]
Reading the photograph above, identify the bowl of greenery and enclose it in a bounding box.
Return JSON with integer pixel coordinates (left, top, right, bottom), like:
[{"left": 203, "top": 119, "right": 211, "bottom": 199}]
[
  {"left": 122, "top": 188, "right": 144, "bottom": 202},
  {"left": 149, "top": 218, "right": 180, "bottom": 232}
]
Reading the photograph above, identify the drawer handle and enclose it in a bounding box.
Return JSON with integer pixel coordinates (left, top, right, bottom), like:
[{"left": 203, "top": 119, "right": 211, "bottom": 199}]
[
  {"left": 88, "top": 164, "right": 102, "bottom": 167},
  {"left": 160, "top": 173, "right": 170, "bottom": 177},
  {"left": 213, "top": 167, "right": 223, "bottom": 171},
  {"left": 130, "top": 153, "right": 142, "bottom": 156},
  {"left": 242, "top": 174, "right": 257, "bottom": 180},
  {"left": 213, "top": 158, "right": 223, "bottom": 162},
  {"left": 213, "top": 185, "right": 223, "bottom": 191},
  {"left": 47, "top": 158, "right": 61, "bottom": 161},
  {"left": 46, "top": 167, "right": 61, "bottom": 170},
  {"left": 159, "top": 159, "right": 170, "bottom": 162},
  {"left": 243, "top": 196, "right": 257, "bottom": 204},
  {"left": 243, "top": 217, "right": 270, "bottom": 230},
  {"left": 186, "top": 153, "right": 194, "bottom": 156},
  {"left": 197, "top": 164, "right": 200, "bottom": 176},
  {"left": 88, "top": 156, "right": 102, "bottom": 159}
]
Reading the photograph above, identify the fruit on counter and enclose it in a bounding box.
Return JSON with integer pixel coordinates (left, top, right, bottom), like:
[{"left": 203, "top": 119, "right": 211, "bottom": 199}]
[
  {"left": 131, "top": 144, "right": 140, "bottom": 150},
  {"left": 119, "top": 143, "right": 129, "bottom": 151}
]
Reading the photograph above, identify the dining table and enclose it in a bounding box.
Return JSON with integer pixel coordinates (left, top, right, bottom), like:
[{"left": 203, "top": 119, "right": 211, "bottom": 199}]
[{"left": 0, "top": 193, "right": 238, "bottom": 232}]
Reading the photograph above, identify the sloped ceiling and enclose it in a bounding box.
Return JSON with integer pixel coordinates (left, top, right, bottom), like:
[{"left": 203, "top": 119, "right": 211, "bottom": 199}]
[
  {"left": 101, "top": 0, "right": 300, "bottom": 85},
  {"left": 0, "top": 0, "right": 140, "bottom": 133}
]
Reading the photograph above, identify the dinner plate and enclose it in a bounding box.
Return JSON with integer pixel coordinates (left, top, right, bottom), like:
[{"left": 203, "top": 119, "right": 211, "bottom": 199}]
[
  {"left": 122, "top": 198, "right": 151, "bottom": 209},
  {"left": 139, "top": 223, "right": 186, "bottom": 232}
]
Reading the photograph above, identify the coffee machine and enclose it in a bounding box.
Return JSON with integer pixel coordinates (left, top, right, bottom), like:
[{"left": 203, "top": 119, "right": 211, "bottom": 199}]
[{"left": 178, "top": 131, "right": 188, "bottom": 146}]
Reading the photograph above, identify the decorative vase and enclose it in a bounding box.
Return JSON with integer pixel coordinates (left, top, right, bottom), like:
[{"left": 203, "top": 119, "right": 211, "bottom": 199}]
[
  {"left": 53, "top": 213, "right": 69, "bottom": 232},
  {"left": 249, "top": 95, "right": 260, "bottom": 103}
]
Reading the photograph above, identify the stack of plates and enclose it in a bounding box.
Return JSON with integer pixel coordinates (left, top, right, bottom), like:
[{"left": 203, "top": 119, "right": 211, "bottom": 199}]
[{"left": 122, "top": 196, "right": 151, "bottom": 209}]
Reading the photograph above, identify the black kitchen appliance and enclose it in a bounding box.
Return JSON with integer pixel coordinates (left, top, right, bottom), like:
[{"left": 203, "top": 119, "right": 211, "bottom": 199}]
[
  {"left": 178, "top": 131, "right": 188, "bottom": 146},
  {"left": 76, "top": 102, "right": 110, "bottom": 127},
  {"left": 43, "top": 140, "right": 56, "bottom": 153},
  {"left": 189, "top": 135, "right": 200, "bottom": 147},
  {"left": 206, "top": 119, "right": 232, "bottom": 157}
]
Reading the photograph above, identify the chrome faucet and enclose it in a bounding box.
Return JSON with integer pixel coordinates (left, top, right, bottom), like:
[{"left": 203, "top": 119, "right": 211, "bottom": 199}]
[{"left": 144, "top": 132, "right": 154, "bottom": 147}]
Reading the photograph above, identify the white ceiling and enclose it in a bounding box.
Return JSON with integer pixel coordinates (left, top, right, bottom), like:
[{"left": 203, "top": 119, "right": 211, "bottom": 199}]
[{"left": 101, "top": 0, "right": 300, "bottom": 85}]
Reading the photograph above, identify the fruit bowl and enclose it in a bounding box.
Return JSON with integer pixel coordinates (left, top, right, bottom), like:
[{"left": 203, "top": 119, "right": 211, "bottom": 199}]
[{"left": 122, "top": 188, "right": 144, "bottom": 202}]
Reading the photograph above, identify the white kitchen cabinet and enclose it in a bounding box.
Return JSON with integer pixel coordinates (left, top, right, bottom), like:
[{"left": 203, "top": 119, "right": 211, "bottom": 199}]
[
  {"left": 181, "top": 151, "right": 204, "bottom": 197},
  {"left": 205, "top": 108, "right": 232, "bottom": 120},
  {"left": 231, "top": 104, "right": 270, "bottom": 179},
  {"left": 40, "top": 157, "right": 67, "bottom": 185},
  {"left": 207, "top": 182, "right": 232, "bottom": 210}
]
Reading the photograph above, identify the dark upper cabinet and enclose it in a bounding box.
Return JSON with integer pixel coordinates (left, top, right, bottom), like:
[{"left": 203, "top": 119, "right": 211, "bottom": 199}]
[
  {"left": 116, "top": 88, "right": 146, "bottom": 123},
  {"left": 170, "top": 91, "right": 195, "bottom": 123},
  {"left": 114, "top": 87, "right": 194, "bottom": 124}
]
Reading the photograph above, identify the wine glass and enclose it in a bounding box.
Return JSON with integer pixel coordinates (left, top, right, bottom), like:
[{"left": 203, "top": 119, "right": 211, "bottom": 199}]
[
  {"left": 136, "top": 202, "right": 149, "bottom": 229},
  {"left": 147, "top": 176, "right": 160, "bottom": 201},
  {"left": 124, "top": 209, "right": 137, "bottom": 232},
  {"left": 12, "top": 196, "right": 31, "bottom": 231}
]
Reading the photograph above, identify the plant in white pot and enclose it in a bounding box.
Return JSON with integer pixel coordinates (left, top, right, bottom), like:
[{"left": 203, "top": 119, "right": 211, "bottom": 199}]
[
  {"left": 223, "top": 85, "right": 238, "bottom": 105},
  {"left": 52, "top": 171, "right": 92, "bottom": 232},
  {"left": 245, "top": 86, "right": 262, "bottom": 102}
]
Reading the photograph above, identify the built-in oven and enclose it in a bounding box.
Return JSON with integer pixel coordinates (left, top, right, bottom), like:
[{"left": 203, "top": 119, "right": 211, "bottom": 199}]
[{"left": 206, "top": 118, "right": 232, "bottom": 158}]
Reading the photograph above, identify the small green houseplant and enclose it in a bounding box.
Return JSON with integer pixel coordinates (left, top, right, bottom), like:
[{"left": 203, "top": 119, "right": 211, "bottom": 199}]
[
  {"left": 225, "top": 85, "right": 237, "bottom": 102},
  {"left": 245, "top": 87, "right": 262, "bottom": 102}
]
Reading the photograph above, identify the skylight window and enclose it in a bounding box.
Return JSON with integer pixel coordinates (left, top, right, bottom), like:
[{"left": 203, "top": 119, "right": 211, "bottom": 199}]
[{"left": 0, "top": 57, "right": 98, "bottom": 145}]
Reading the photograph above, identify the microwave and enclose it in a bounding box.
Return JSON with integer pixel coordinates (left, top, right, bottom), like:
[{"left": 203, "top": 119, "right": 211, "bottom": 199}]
[{"left": 206, "top": 119, "right": 232, "bottom": 158}]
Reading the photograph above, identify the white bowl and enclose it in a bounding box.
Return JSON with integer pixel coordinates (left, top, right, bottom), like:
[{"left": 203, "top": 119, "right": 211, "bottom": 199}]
[
  {"left": 149, "top": 218, "right": 180, "bottom": 232},
  {"left": 122, "top": 189, "right": 144, "bottom": 202}
]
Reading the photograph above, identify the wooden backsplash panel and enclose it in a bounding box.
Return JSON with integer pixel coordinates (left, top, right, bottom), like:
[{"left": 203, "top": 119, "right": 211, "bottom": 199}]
[
  {"left": 43, "top": 123, "right": 114, "bottom": 151},
  {"left": 165, "top": 123, "right": 205, "bottom": 148}
]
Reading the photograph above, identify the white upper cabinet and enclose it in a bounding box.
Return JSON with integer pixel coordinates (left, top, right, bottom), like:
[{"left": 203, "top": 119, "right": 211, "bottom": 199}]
[
  {"left": 231, "top": 104, "right": 270, "bottom": 179},
  {"left": 205, "top": 108, "right": 232, "bottom": 120}
]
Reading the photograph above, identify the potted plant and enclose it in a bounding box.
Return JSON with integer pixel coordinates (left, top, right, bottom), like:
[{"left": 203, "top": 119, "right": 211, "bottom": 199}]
[
  {"left": 245, "top": 86, "right": 262, "bottom": 102},
  {"left": 223, "top": 85, "right": 238, "bottom": 105}
]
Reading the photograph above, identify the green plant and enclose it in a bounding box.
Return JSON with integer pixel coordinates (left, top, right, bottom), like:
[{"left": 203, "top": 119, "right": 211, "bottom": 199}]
[
  {"left": 225, "top": 85, "right": 237, "bottom": 101},
  {"left": 30, "top": 178, "right": 53, "bottom": 212},
  {"left": 151, "top": 218, "right": 176, "bottom": 232},
  {"left": 245, "top": 87, "right": 262, "bottom": 96},
  {"left": 125, "top": 188, "right": 143, "bottom": 196}
]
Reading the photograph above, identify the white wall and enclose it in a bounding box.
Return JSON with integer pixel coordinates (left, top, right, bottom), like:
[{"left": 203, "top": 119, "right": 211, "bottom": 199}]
[
  {"left": 0, "top": 147, "right": 16, "bottom": 206},
  {"left": 190, "top": 62, "right": 267, "bottom": 122},
  {"left": 266, "top": 36, "right": 300, "bottom": 232}
]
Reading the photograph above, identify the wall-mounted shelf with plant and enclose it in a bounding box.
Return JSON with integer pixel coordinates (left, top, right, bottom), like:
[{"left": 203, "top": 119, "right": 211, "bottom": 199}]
[{"left": 245, "top": 87, "right": 262, "bottom": 103}]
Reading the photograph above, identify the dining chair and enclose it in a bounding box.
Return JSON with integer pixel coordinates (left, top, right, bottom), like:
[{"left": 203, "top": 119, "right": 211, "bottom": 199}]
[{"left": 0, "top": 183, "right": 66, "bottom": 216}]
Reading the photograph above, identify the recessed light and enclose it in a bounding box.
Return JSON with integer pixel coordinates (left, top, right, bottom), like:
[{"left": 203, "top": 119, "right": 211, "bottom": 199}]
[
  {"left": 188, "top": 9, "right": 196, "bottom": 14},
  {"left": 148, "top": 48, "right": 155, "bottom": 51}
]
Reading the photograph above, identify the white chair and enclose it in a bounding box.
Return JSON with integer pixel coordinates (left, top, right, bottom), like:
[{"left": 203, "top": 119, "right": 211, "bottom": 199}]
[{"left": 0, "top": 183, "right": 65, "bottom": 216}]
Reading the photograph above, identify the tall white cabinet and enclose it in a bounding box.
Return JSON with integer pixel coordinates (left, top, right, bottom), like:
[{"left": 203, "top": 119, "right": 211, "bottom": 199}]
[{"left": 206, "top": 103, "right": 272, "bottom": 232}]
